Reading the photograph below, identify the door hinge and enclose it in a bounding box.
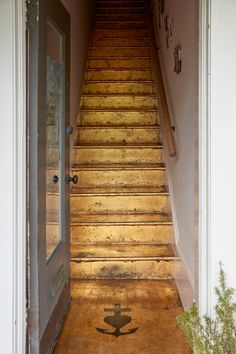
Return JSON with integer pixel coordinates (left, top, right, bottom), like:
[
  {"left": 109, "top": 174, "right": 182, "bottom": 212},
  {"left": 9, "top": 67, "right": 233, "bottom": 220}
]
[
  {"left": 25, "top": 0, "right": 39, "bottom": 30},
  {"left": 26, "top": 307, "right": 32, "bottom": 331}
]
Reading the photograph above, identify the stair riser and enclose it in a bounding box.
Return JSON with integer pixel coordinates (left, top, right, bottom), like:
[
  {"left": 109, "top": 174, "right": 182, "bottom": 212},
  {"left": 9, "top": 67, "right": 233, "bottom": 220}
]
[
  {"left": 71, "top": 259, "right": 174, "bottom": 279},
  {"left": 91, "top": 38, "right": 149, "bottom": 47},
  {"left": 73, "top": 147, "right": 163, "bottom": 164},
  {"left": 96, "top": 1, "right": 145, "bottom": 8},
  {"left": 94, "top": 29, "right": 148, "bottom": 38},
  {"left": 89, "top": 47, "right": 150, "bottom": 58},
  {"left": 88, "top": 58, "right": 152, "bottom": 69},
  {"left": 47, "top": 168, "right": 165, "bottom": 187},
  {"left": 71, "top": 213, "right": 171, "bottom": 224},
  {"left": 94, "top": 22, "right": 147, "bottom": 30},
  {"left": 83, "top": 82, "right": 155, "bottom": 95},
  {"left": 74, "top": 169, "right": 165, "bottom": 187},
  {"left": 71, "top": 195, "right": 170, "bottom": 213},
  {"left": 47, "top": 194, "right": 170, "bottom": 213},
  {"left": 76, "top": 127, "right": 161, "bottom": 144},
  {"left": 86, "top": 69, "right": 153, "bottom": 81},
  {"left": 81, "top": 96, "right": 157, "bottom": 110},
  {"left": 96, "top": 8, "right": 145, "bottom": 15},
  {"left": 95, "top": 14, "right": 146, "bottom": 22},
  {"left": 79, "top": 111, "right": 159, "bottom": 126},
  {"left": 70, "top": 224, "right": 173, "bottom": 244}
]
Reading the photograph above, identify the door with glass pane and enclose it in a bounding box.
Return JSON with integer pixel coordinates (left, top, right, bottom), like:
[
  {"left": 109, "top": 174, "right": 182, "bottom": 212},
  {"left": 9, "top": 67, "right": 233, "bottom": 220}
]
[{"left": 28, "top": 1, "right": 71, "bottom": 353}]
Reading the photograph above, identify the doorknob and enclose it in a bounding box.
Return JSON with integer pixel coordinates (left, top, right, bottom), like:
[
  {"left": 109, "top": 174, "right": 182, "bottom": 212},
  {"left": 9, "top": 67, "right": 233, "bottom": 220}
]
[{"left": 66, "top": 175, "right": 78, "bottom": 184}]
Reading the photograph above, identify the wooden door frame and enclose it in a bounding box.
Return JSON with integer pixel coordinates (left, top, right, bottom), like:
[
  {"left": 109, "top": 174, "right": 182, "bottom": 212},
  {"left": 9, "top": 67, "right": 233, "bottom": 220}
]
[
  {"left": 0, "top": 0, "right": 221, "bottom": 352},
  {"left": 0, "top": 0, "right": 26, "bottom": 353}
]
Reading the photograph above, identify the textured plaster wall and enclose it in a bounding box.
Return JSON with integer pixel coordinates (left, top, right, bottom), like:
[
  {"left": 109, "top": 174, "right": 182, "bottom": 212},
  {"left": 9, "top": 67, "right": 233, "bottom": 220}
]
[{"left": 151, "top": 0, "right": 198, "bottom": 308}]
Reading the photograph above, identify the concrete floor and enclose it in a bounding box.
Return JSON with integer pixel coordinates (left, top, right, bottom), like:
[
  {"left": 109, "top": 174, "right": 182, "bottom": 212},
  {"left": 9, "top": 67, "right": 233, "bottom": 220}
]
[{"left": 54, "top": 280, "right": 192, "bottom": 354}]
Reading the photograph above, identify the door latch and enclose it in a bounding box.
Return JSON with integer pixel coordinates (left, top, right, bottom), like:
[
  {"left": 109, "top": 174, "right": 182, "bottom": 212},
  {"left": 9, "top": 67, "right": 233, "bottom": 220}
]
[{"left": 53, "top": 175, "right": 59, "bottom": 184}]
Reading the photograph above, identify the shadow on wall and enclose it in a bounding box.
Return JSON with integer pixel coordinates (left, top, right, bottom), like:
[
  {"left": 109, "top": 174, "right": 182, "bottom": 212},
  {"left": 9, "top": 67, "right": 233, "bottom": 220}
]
[{"left": 61, "top": 0, "right": 96, "bottom": 148}]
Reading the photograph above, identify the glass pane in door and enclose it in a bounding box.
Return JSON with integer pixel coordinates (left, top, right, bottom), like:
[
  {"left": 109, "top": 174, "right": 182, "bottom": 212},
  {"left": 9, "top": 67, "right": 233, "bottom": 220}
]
[{"left": 46, "top": 21, "right": 65, "bottom": 259}]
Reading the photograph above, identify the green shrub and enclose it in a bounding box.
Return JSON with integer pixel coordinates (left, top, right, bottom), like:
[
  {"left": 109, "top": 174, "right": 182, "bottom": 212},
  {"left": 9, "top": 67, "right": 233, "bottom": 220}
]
[{"left": 177, "top": 264, "right": 236, "bottom": 354}]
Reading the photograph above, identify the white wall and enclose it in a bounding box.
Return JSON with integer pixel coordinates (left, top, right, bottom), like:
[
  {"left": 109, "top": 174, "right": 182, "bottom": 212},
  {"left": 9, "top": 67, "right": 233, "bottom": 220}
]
[
  {"left": 151, "top": 0, "right": 198, "bottom": 308},
  {"left": 205, "top": 0, "right": 236, "bottom": 310},
  {"left": 61, "top": 0, "right": 95, "bottom": 145},
  {"left": 0, "top": 0, "right": 26, "bottom": 353}
]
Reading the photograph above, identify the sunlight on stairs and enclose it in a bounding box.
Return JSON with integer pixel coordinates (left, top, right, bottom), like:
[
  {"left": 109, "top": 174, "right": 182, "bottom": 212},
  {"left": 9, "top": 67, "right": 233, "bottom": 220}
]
[
  {"left": 70, "top": 2, "right": 177, "bottom": 281},
  {"left": 54, "top": 0, "right": 192, "bottom": 353}
]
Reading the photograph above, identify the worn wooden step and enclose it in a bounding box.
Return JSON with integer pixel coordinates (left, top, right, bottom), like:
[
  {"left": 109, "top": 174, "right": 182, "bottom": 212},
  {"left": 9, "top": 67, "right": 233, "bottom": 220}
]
[
  {"left": 70, "top": 167, "right": 166, "bottom": 188},
  {"left": 96, "top": 7, "right": 145, "bottom": 14},
  {"left": 71, "top": 252, "right": 176, "bottom": 280},
  {"left": 70, "top": 222, "right": 173, "bottom": 244},
  {"left": 47, "top": 163, "right": 166, "bottom": 187},
  {"left": 91, "top": 37, "right": 149, "bottom": 47},
  {"left": 79, "top": 110, "right": 159, "bottom": 126},
  {"left": 83, "top": 81, "right": 155, "bottom": 95},
  {"left": 75, "top": 126, "right": 161, "bottom": 144},
  {"left": 81, "top": 95, "right": 157, "bottom": 110},
  {"left": 88, "top": 47, "right": 150, "bottom": 58},
  {"left": 93, "top": 29, "right": 148, "bottom": 38},
  {"left": 70, "top": 211, "right": 171, "bottom": 224},
  {"left": 86, "top": 69, "right": 153, "bottom": 81},
  {"left": 68, "top": 193, "right": 170, "bottom": 213},
  {"left": 94, "top": 21, "right": 147, "bottom": 30},
  {"left": 95, "top": 14, "right": 146, "bottom": 22},
  {"left": 96, "top": 1, "right": 145, "bottom": 8},
  {"left": 72, "top": 144, "right": 163, "bottom": 164},
  {"left": 70, "top": 165, "right": 166, "bottom": 188},
  {"left": 47, "top": 192, "right": 170, "bottom": 213},
  {"left": 87, "top": 57, "right": 152, "bottom": 69},
  {"left": 70, "top": 186, "right": 168, "bottom": 194},
  {"left": 95, "top": 13, "right": 146, "bottom": 23},
  {"left": 71, "top": 244, "right": 174, "bottom": 258}
]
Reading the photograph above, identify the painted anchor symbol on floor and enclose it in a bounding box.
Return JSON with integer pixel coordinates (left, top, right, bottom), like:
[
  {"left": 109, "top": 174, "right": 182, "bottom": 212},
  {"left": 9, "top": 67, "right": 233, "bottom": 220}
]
[{"left": 96, "top": 303, "right": 139, "bottom": 337}]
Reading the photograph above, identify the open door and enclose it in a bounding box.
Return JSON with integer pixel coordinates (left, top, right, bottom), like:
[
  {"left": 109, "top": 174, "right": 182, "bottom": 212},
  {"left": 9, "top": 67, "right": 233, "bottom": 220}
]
[{"left": 27, "top": 1, "right": 71, "bottom": 353}]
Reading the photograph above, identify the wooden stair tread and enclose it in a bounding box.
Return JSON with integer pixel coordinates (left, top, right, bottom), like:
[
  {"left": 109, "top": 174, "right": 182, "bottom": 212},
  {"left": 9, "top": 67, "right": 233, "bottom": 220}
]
[
  {"left": 70, "top": 186, "right": 168, "bottom": 195},
  {"left": 71, "top": 163, "right": 165, "bottom": 170},
  {"left": 76, "top": 125, "right": 159, "bottom": 129},
  {"left": 73, "top": 143, "right": 162, "bottom": 148},
  {"left": 69, "top": 212, "right": 172, "bottom": 224},
  {"left": 71, "top": 244, "right": 175, "bottom": 259}
]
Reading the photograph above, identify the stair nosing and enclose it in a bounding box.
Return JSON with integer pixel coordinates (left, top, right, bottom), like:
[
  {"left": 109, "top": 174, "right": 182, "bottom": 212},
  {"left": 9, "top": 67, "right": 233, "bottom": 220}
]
[
  {"left": 70, "top": 221, "right": 172, "bottom": 226},
  {"left": 71, "top": 256, "right": 177, "bottom": 262},
  {"left": 88, "top": 56, "right": 151, "bottom": 60},
  {"left": 89, "top": 46, "right": 150, "bottom": 49},
  {"left": 73, "top": 143, "right": 162, "bottom": 148},
  {"left": 70, "top": 192, "right": 169, "bottom": 197},
  {"left": 87, "top": 68, "right": 152, "bottom": 71},
  {"left": 76, "top": 125, "right": 160, "bottom": 129},
  {"left": 70, "top": 164, "right": 165, "bottom": 170},
  {"left": 92, "top": 37, "right": 149, "bottom": 40},
  {"left": 82, "top": 93, "right": 156, "bottom": 97},
  {"left": 81, "top": 108, "right": 158, "bottom": 112},
  {"left": 83, "top": 80, "right": 154, "bottom": 84}
]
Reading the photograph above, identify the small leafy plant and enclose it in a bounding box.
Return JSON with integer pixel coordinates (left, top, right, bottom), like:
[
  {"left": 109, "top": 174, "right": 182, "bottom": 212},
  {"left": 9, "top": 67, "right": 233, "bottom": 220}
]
[{"left": 177, "top": 264, "right": 236, "bottom": 354}]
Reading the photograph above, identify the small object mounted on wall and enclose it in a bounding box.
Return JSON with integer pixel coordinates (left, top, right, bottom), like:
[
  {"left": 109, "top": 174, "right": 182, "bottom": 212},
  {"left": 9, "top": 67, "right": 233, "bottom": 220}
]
[{"left": 174, "top": 44, "right": 182, "bottom": 74}]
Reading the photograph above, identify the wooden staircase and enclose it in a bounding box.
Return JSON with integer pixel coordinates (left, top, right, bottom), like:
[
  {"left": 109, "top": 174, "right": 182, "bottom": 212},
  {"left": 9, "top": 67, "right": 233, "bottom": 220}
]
[{"left": 70, "top": 0, "right": 177, "bottom": 280}]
